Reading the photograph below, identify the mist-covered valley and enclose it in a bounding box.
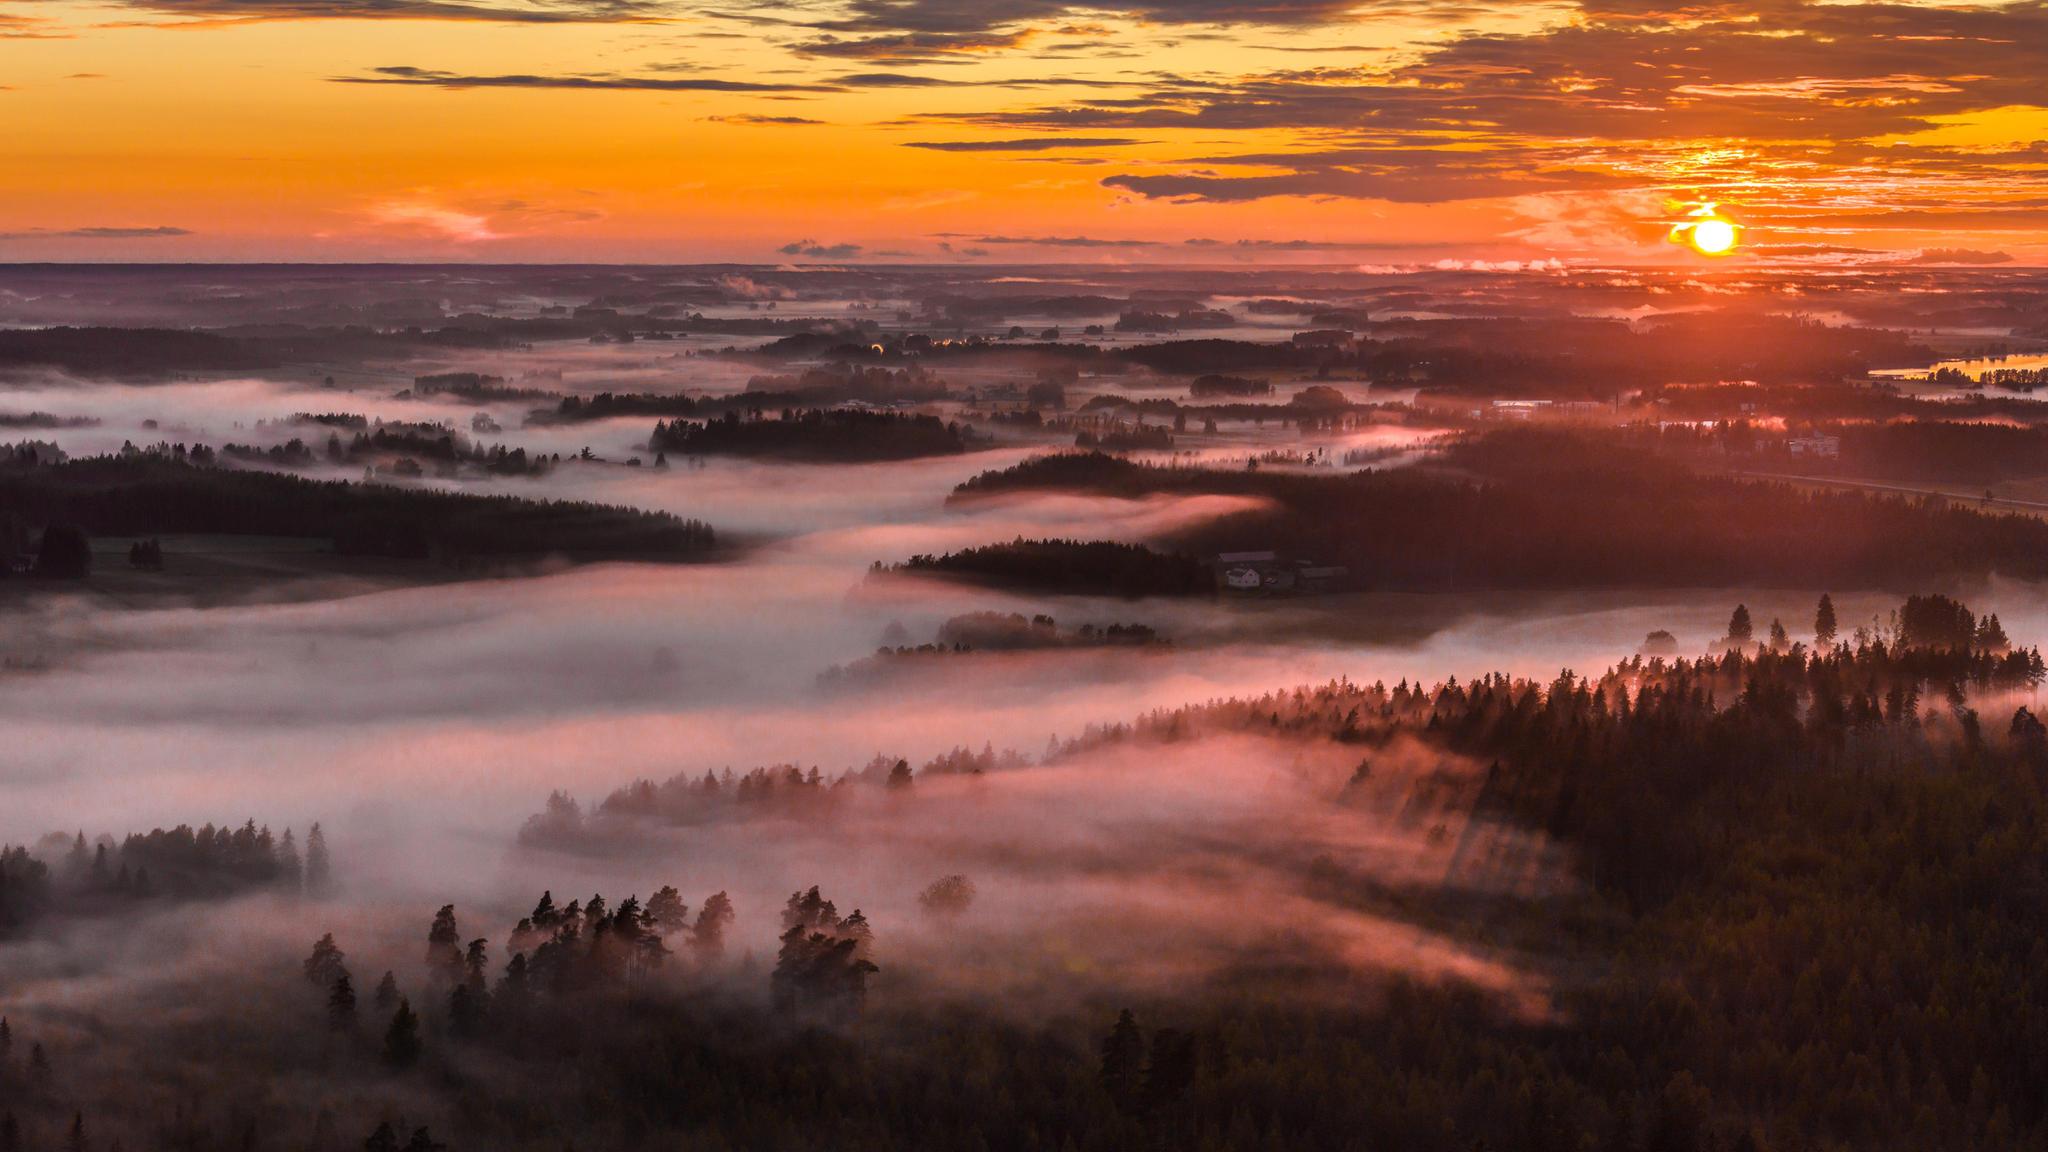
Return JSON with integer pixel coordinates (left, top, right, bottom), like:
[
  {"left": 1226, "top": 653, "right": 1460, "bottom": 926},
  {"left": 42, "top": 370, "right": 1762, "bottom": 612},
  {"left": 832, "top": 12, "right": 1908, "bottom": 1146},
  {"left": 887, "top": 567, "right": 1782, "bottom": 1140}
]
[{"left": 6, "top": 264, "right": 2048, "bottom": 1152}]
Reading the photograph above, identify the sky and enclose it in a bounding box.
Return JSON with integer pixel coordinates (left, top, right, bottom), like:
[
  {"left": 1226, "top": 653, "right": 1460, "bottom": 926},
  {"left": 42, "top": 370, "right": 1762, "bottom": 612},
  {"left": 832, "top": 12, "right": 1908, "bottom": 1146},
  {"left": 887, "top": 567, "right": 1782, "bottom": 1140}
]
[{"left": 1, "top": 0, "right": 2045, "bottom": 265}]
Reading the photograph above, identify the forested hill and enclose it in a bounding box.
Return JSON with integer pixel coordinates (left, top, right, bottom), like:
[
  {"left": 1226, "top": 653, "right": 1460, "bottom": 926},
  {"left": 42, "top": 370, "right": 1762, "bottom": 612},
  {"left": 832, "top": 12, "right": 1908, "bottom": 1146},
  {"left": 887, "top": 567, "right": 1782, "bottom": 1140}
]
[
  {"left": 0, "top": 455, "right": 717, "bottom": 561},
  {"left": 949, "top": 444, "right": 2048, "bottom": 591}
]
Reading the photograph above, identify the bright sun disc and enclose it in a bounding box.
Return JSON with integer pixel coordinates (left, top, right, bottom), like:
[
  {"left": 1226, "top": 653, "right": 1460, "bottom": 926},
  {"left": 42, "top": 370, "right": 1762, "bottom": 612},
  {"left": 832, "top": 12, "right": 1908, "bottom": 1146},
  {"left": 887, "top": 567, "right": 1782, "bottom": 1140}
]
[{"left": 1689, "top": 216, "right": 1738, "bottom": 256}]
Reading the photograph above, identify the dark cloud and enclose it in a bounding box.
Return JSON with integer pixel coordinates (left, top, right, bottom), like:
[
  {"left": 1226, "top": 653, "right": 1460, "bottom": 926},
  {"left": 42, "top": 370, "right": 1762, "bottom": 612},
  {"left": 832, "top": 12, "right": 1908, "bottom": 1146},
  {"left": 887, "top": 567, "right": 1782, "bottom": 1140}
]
[
  {"left": 904, "top": 0, "right": 2048, "bottom": 223},
  {"left": 95, "top": 0, "right": 671, "bottom": 22},
  {"left": 831, "top": 71, "right": 962, "bottom": 87},
  {"left": 1184, "top": 237, "right": 1457, "bottom": 251},
  {"left": 778, "top": 239, "right": 865, "bottom": 258},
  {"left": 1102, "top": 146, "right": 1636, "bottom": 203},
  {"left": 904, "top": 136, "right": 1143, "bottom": 151},
  {"left": 794, "top": 28, "right": 1037, "bottom": 61},
  {"left": 969, "top": 235, "right": 1163, "bottom": 247},
  {"left": 708, "top": 113, "right": 827, "bottom": 124},
  {"left": 761, "top": 0, "right": 1426, "bottom": 62},
  {"left": 0, "top": 226, "right": 193, "bottom": 240},
  {"left": 332, "top": 66, "right": 830, "bottom": 92}
]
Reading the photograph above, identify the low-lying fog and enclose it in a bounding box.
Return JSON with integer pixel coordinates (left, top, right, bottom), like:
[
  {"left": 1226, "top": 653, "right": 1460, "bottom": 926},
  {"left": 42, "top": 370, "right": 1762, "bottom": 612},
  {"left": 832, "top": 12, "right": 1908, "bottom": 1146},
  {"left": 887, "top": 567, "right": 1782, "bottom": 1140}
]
[{"left": 7, "top": 364, "right": 2046, "bottom": 1018}]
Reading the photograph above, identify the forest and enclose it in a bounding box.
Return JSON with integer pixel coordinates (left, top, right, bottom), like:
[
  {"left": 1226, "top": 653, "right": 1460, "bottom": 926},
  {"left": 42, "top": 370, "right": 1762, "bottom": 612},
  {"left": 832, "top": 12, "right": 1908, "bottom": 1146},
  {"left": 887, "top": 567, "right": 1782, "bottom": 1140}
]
[
  {"left": 649, "top": 408, "right": 972, "bottom": 462},
  {"left": 0, "top": 451, "right": 716, "bottom": 563},
  {"left": 879, "top": 539, "right": 1213, "bottom": 598},
  {"left": 946, "top": 438, "right": 2048, "bottom": 594},
  {"left": 22, "top": 593, "right": 2009, "bottom": 1150},
  {"left": 818, "top": 612, "right": 1168, "bottom": 687}
]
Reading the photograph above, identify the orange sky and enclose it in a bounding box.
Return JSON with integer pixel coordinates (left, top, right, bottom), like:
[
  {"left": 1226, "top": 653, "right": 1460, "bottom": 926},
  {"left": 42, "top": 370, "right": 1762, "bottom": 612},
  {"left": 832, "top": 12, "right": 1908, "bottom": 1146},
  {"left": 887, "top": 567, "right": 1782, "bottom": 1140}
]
[{"left": 2, "top": 0, "right": 2045, "bottom": 264}]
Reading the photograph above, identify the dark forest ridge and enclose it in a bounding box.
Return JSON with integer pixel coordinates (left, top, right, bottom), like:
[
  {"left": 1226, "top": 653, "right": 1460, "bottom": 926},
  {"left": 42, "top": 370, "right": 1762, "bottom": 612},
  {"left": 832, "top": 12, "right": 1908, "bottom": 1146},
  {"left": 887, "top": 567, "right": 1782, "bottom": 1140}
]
[
  {"left": 943, "top": 436, "right": 2048, "bottom": 594},
  {"left": 0, "top": 453, "right": 718, "bottom": 570}
]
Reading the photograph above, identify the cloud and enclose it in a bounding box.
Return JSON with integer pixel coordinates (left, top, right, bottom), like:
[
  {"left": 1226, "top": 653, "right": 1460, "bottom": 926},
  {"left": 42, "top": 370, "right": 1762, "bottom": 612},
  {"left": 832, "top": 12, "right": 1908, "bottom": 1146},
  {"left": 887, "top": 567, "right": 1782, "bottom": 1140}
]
[
  {"left": 1184, "top": 237, "right": 1456, "bottom": 251},
  {"left": 905, "top": 137, "right": 1143, "bottom": 152},
  {"left": 364, "top": 202, "right": 502, "bottom": 242},
  {"left": 969, "top": 235, "right": 1161, "bottom": 247},
  {"left": 794, "top": 28, "right": 1038, "bottom": 62},
  {"left": 707, "top": 113, "right": 826, "bottom": 125},
  {"left": 830, "top": 72, "right": 962, "bottom": 88},
  {"left": 332, "top": 65, "right": 829, "bottom": 92},
  {"left": 1101, "top": 147, "right": 1636, "bottom": 204},
  {"left": 93, "top": 0, "right": 674, "bottom": 23},
  {"left": 778, "top": 239, "right": 865, "bottom": 258},
  {"left": 0, "top": 226, "right": 193, "bottom": 240},
  {"left": 891, "top": 0, "right": 2048, "bottom": 239},
  {"left": 1901, "top": 248, "right": 2016, "bottom": 266}
]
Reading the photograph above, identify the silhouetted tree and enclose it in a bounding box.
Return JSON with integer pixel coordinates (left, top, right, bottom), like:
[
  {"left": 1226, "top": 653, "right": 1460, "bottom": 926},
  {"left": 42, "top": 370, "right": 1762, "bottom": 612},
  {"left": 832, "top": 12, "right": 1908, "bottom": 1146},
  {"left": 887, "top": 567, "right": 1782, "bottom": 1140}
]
[
  {"left": 691, "top": 891, "right": 733, "bottom": 960},
  {"left": 373, "top": 970, "right": 398, "bottom": 1011},
  {"left": 1100, "top": 1009, "right": 1146, "bottom": 1114},
  {"left": 34, "top": 524, "right": 91, "bottom": 579},
  {"left": 382, "top": 999, "right": 422, "bottom": 1068},
  {"left": 1726, "top": 604, "right": 1753, "bottom": 645},
  {"left": 917, "top": 874, "right": 976, "bottom": 919},
  {"left": 425, "top": 905, "right": 462, "bottom": 984},
  {"left": 328, "top": 972, "right": 357, "bottom": 1031},
  {"left": 304, "top": 934, "right": 347, "bottom": 988},
  {"left": 304, "top": 823, "right": 332, "bottom": 896},
  {"left": 1815, "top": 592, "right": 1838, "bottom": 645},
  {"left": 645, "top": 886, "right": 688, "bottom": 936}
]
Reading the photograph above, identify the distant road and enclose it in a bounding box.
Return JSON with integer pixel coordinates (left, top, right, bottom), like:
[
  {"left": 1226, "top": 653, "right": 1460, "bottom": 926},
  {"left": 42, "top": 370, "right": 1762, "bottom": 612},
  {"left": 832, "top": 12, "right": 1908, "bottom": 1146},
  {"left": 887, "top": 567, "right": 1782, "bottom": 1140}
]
[{"left": 1733, "top": 470, "right": 2048, "bottom": 518}]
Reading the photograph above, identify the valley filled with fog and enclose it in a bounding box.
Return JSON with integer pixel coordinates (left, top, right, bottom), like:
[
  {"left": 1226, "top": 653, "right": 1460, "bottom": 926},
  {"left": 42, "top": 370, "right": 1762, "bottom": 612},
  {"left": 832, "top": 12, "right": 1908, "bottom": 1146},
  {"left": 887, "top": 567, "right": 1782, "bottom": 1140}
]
[{"left": 5, "top": 263, "right": 2048, "bottom": 1152}]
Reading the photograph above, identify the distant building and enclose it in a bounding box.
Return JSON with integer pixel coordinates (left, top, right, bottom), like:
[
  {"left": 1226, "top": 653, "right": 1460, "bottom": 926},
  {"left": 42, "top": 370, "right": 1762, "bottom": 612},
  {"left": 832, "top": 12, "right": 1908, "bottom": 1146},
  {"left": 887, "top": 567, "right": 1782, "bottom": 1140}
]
[
  {"left": 1787, "top": 434, "right": 1841, "bottom": 459},
  {"left": 1213, "top": 551, "right": 1349, "bottom": 595}
]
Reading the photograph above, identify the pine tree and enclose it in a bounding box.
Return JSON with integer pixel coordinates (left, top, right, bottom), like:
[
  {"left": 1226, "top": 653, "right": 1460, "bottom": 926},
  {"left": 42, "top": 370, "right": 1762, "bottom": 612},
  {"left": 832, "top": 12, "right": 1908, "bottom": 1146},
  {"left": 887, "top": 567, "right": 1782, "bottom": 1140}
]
[
  {"left": 1768, "top": 618, "right": 1789, "bottom": 651},
  {"left": 373, "top": 970, "right": 399, "bottom": 1010},
  {"left": 382, "top": 999, "right": 422, "bottom": 1068},
  {"left": 304, "top": 823, "right": 332, "bottom": 896},
  {"left": 328, "top": 972, "right": 358, "bottom": 1031},
  {"left": 691, "top": 891, "right": 734, "bottom": 961},
  {"left": 1815, "top": 593, "right": 1839, "bottom": 646},
  {"left": 645, "top": 886, "right": 689, "bottom": 936},
  {"left": 65, "top": 1112, "right": 86, "bottom": 1152},
  {"left": 304, "top": 933, "right": 347, "bottom": 987},
  {"left": 425, "top": 905, "right": 462, "bottom": 984},
  {"left": 363, "top": 1122, "right": 399, "bottom": 1152}
]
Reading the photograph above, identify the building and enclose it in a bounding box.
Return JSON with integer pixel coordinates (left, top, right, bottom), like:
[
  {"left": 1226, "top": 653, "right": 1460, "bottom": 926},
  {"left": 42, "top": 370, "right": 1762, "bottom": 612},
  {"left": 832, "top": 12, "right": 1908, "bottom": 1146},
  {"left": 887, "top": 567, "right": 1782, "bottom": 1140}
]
[
  {"left": 1787, "top": 434, "right": 1841, "bottom": 459},
  {"left": 1214, "top": 551, "right": 1350, "bottom": 595}
]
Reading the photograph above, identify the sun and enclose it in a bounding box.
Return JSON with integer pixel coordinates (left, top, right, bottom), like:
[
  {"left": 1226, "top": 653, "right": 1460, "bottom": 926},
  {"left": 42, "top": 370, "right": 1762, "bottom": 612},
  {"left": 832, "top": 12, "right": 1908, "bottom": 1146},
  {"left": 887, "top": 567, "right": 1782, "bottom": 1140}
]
[
  {"left": 1689, "top": 216, "right": 1738, "bottom": 256},
  {"left": 1668, "top": 204, "right": 1742, "bottom": 257}
]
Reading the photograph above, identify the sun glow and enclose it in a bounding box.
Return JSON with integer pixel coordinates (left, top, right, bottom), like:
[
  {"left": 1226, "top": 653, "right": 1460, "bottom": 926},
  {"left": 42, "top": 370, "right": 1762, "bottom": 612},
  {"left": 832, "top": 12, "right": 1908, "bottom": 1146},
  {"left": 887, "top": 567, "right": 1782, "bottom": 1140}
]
[
  {"left": 1690, "top": 216, "right": 1738, "bottom": 255},
  {"left": 1670, "top": 204, "right": 1742, "bottom": 257}
]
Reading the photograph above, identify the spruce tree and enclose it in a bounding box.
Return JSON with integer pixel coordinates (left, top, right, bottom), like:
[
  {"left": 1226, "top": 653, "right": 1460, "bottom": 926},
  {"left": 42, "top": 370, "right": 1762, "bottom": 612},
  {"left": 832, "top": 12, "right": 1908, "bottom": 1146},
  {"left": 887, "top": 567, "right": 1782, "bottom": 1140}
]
[
  {"left": 382, "top": 999, "right": 422, "bottom": 1068},
  {"left": 328, "top": 972, "right": 358, "bottom": 1031},
  {"left": 304, "top": 823, "right": 333, "bottom": 896},
  {"left": 373, "top": 970, "right": 399, "bottom": 1010},
  {"left": 1100, "top": 1009, "right": 1146, "bottom": 1114}
]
